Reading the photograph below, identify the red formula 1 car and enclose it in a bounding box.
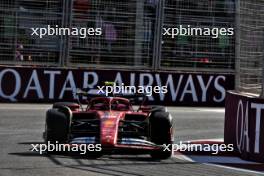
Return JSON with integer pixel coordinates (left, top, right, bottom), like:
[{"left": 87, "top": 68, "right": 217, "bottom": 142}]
[{"left": 43, "top": 90, "right": 174, "bottom": 159}]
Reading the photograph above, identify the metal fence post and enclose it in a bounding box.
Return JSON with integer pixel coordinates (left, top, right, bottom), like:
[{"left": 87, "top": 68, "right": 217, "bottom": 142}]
[
  {"left": 65, "top": 0, "right": 73, "bottom": 67},
  {"left": 261, "top": 56, "right": 264, "bottom": 97},
  {"left": 261, "top": 31, "right": 264, "bottom": 98},
  {"left": 153, "top": 0, "right": 164, "bottom": 71},
  {"left": 60, "top": 0, "right": 73, "bottom": 67},
  {"left": 235, "top": 0, "right": 240, "bottom": 92},
  {"left": 134, "top": 0, "right": 144, "bottom": 66},
  {"left": 59, "top": 0, "right": 66, "bottom": 67}
]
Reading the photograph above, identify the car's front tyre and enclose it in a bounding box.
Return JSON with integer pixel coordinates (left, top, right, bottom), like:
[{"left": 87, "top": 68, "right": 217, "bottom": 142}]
[
  {"left": 149, "top": 111, "right": 174, "bottom": 160},
  {"left": 45, "top": 106, "right": 71, "bottom": 144}
]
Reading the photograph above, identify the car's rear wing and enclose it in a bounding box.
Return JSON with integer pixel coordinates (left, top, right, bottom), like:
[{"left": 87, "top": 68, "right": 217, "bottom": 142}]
[{"left": 76, "top": 88, "right": 146, "bottom": 98}]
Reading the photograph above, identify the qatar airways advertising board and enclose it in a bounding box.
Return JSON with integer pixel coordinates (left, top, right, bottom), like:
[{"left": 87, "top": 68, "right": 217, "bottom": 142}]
[
  {"left": 225, "top": 91, "right": 264, "bottom": 162},
  {"left": 0, "top": 66, "right": 234, "bottom": 106}
]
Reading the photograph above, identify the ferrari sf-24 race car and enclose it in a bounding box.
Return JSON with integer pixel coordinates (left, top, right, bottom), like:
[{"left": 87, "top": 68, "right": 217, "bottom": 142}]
[{"left": 43, "top": 88, "right": 174, "bottom": 159}]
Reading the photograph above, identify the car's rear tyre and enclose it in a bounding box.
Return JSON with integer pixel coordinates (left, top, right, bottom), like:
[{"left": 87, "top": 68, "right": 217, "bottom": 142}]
[{"left": 149, "top": 111, "right": 173, "bottom": 160}]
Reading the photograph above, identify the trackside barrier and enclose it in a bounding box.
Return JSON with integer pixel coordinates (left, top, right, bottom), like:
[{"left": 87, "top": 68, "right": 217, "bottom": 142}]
[
  {"left": 224, "top": 91, "right": 264, "bottom": 162},
  {"left": 0, "top": 66, "right": 234, "bottom": 106}
]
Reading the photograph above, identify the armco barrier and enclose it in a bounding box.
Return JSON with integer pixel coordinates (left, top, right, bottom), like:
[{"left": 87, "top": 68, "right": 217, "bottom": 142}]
[
  {"left": 0, "top": 66, "right": 234, "bottom": 106},
  {"left": 225, "top": 91, "right": 264, "bottom": 162}
]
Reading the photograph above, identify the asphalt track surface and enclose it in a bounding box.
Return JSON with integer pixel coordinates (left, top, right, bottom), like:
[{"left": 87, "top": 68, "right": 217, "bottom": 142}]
[{"left": 0, "top": 104, "right": 261, "bottom": 176}]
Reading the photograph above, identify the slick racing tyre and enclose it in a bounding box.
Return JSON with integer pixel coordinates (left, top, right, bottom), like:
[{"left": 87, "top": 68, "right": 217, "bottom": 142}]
[
  {"left": 45, "top": 106, "right": 72, "bottom": 144},
  {"left": 149, "top": 111, "right": 173, "bottom": 160},
  {"left": 150, "top": 106, "right": 166, "bottom": 113},
  {"left": 52, "top": 102, "right": 80, "bottom": 111}
]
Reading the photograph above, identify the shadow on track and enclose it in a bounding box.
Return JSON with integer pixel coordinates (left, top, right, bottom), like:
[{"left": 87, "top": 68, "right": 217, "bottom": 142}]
[{"left": 9, "top": 141, "right": 198, "bottom": 176}]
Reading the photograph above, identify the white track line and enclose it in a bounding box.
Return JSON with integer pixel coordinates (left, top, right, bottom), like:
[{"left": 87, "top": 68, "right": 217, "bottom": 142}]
[
  {"left": 173, "top": 138, "right": 264, "bottom": 175},
  {"left": 205, "top": 163, "right": 264, "bottom": 175},
  {"left": 180, "top": 138, "right": 224, "bottom": 143},
  {"left": 174, "top": 153, "right": 264, "bottom": 175},
  {"left": 195, "top": 109, "right": 225, "bottom": 113},
  {"left": 186, "top": 155, "right": 260, "bottom": 164},
  {"left": 0, "top": 107, "right": 50, "bottom": 110},
  {"left": 166, "top": 108, "right": 225, "bottom": 113}
]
